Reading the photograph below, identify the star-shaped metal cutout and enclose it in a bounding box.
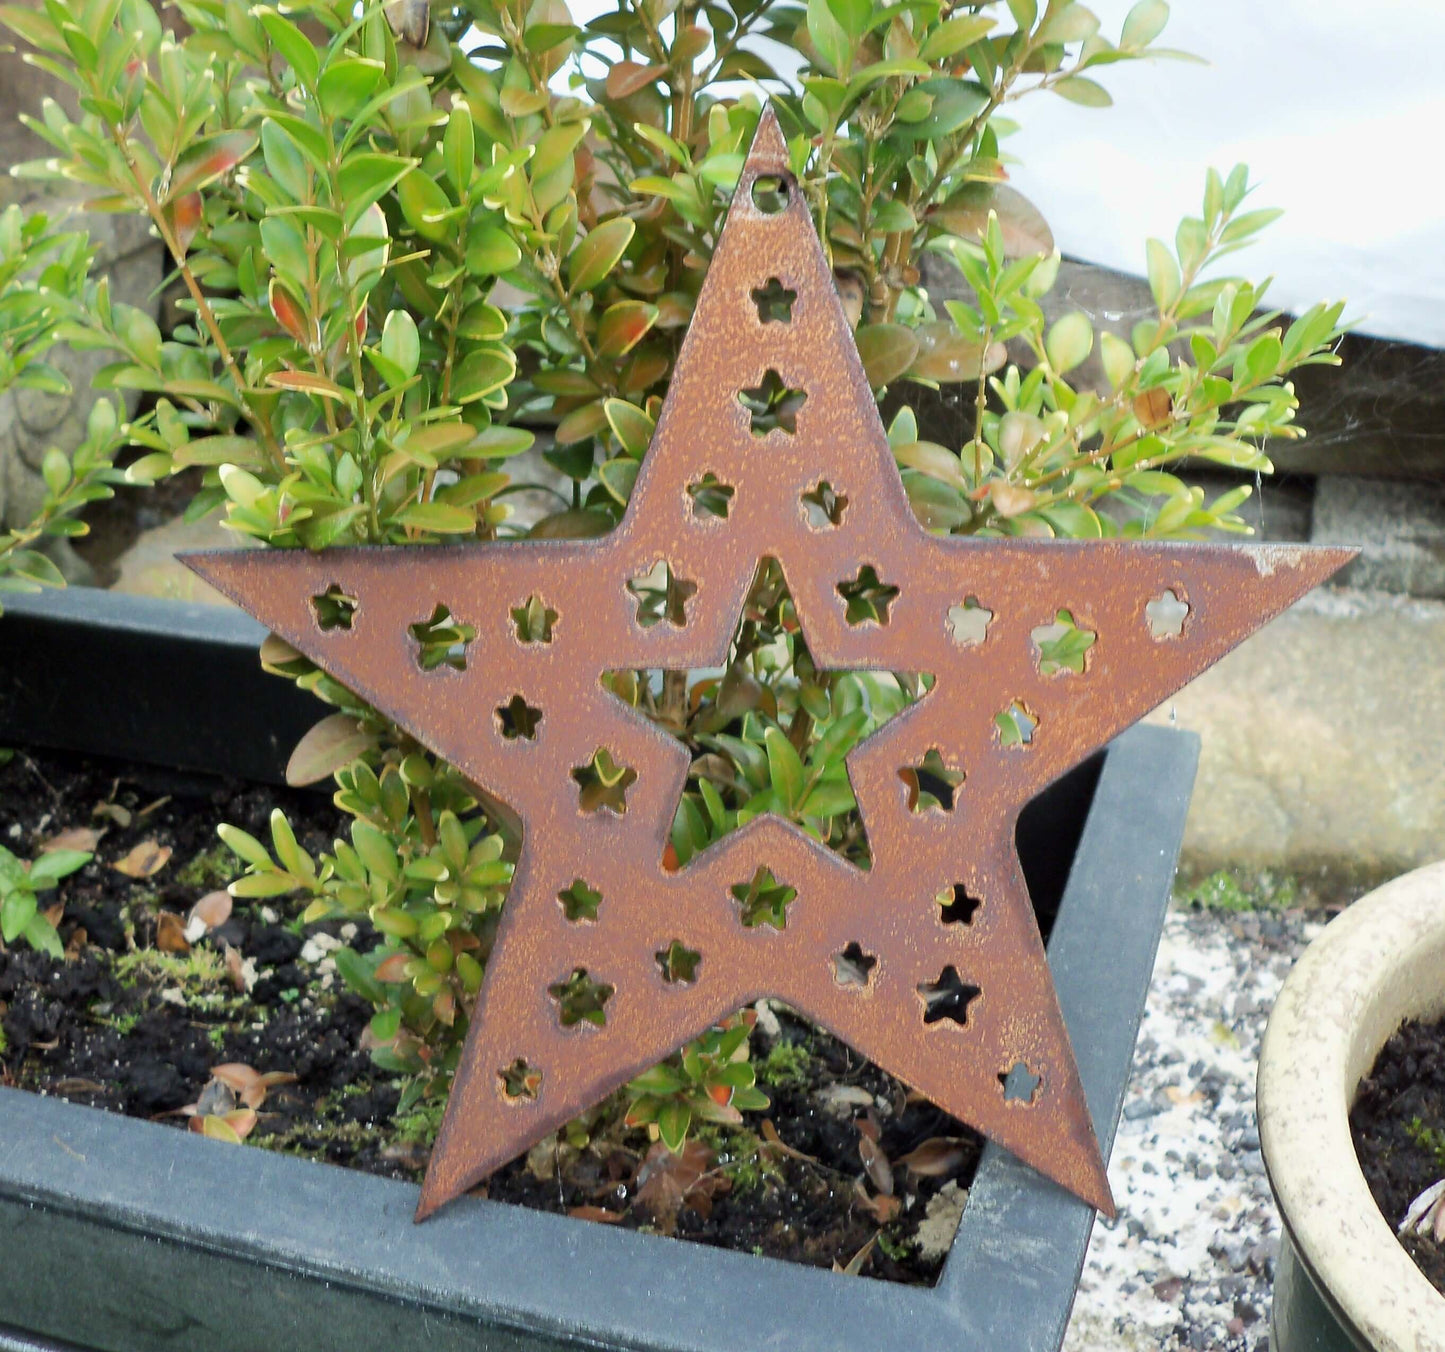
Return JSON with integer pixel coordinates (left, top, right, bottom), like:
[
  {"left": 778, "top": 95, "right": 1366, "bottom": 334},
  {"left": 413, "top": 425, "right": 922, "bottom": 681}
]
[{"left": 186, "top": 107, "right": 1352, "bottom": 1223}]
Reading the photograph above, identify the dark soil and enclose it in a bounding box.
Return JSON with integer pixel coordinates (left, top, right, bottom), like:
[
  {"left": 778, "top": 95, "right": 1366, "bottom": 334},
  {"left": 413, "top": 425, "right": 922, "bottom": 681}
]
[
  {"left": 0, "top": 746, "right": 1001, "bottom": 1285},
  {"left": 1350, "top": 1014, "right": 1445, "bottom": 1295}
]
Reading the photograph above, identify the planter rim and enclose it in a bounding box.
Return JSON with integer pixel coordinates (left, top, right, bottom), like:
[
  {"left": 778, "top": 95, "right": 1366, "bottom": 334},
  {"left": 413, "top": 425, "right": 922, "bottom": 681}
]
[{"left": 1258, "top": 860, "right": 1445, "bottom": 1352}]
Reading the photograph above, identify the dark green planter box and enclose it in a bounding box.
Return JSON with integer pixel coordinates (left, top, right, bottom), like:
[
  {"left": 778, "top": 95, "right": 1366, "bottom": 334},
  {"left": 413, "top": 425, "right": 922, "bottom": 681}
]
[{"left": 0, "top": 588, "right": 1197, "bottom": 1352}]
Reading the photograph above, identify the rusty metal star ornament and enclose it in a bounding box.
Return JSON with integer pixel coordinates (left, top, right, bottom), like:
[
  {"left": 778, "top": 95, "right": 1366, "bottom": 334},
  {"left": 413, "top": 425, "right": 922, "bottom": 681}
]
[{"left": 186, "top": 107, "right": 1352, "bottom": 1223}]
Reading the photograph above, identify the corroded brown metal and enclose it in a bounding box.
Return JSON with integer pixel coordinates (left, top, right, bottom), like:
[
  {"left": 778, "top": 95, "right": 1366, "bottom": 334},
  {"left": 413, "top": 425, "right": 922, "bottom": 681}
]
[{"left": 186, "top": 107, "right": 1354, "bottom": 1223}]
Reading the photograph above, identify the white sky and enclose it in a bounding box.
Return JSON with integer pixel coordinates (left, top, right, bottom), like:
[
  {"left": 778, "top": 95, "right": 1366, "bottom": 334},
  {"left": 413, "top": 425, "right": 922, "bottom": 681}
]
[{"left": 1006, "top": 1, "right": 1445, "bottom": 346}]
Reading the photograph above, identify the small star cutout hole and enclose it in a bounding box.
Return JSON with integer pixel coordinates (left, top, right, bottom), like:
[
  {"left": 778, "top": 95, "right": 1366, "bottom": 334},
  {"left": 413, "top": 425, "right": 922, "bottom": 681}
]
[
  {"left": 751, "top": 277, "right": 796, "bottom": 323},
  {"left": 557, "top": 879, "right": 601, "bottom": 923},
  {"left": 1031, "top": 610, "right": 1097, "bottom": 676},
  {"left": 627, "top": 560, "right": 697, "bottom": 629},
  {"left": 739, "top": 369, "right": 807, "bottom": 436},
  {"left": 687, "top": 473, "right": 734, "bottom": 519},
  {"left": 731, "top": 866, "right": 797, "bottom": 930},
  {"left": 999, "top": 1061, "right": 1042, "bottom": 1104},
  {"left": 838, "top": 564, "right": 899, "bottom": 626},
  {"left": 801, "top": 480, "right": 848, "bottom": 529},
  {"left": 995, "top": 701, "right": 1038, "bottom": 748},
  {"left": 917, "top": 966, "right": 982, "bottom": 1027},
  {"left": 899, "top": 748, "right": 965, "bottom": 813},
  {"left": 498, "top": 1058, "right": 541, "bottom": 1103},
  {"left": 410, "top": 604, "right": 474, "bottom": 671},
  {"left": 937, "top": 884, "right": 982, "bottom": 926},
  {"left": 496, "top": 694, "right": 542, "bottom": 741},
  {"left": 311, "top": 584, "right": 357, "bottom": 631},
  {"left": 511, "top": 595, "right": 557, "bottom": 644},
  {"left": 548, "top": 967, "right": 614, "bottom": 1028},
  {"left": 833, "top": 941, "right": 878, "bottom": 989},
  {"left": 947, "top": 596, "right": 993, "bottom": 646},
  {"left": 571, "top": 749, "right": 637, "bottom": 815},
  {"left": 1146, "top": 589, "right": 1190, "bottom": 639},
  {"left": 655, "top": 939, "right": 701, "bottom": 984}
]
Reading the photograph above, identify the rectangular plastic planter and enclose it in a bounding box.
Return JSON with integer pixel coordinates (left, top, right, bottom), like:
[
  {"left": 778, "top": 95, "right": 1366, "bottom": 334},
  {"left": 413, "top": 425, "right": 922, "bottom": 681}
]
[{"left": 0, "top": 587, "right": 1198, "bottom": 1352}]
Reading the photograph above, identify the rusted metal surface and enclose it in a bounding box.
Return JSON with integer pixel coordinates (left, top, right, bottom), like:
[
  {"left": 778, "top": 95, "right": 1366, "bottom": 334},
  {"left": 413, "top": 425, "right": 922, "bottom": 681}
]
[{"left": 187, "top": 107, "right": 1354, "bottom": 1224}]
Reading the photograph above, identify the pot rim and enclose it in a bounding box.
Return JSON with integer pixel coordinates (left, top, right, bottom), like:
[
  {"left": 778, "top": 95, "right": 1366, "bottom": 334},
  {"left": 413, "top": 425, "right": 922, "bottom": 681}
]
[{"left": 1258, "top": 860, "right": 1445, "bottom": 1352}]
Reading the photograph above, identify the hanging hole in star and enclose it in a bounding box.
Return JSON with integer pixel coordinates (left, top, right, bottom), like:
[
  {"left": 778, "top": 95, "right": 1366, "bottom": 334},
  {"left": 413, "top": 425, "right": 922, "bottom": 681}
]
[
  {"left": 655, "top": 939, "right": 702, "bottom": 984},
  {"left": 1146, "top": 588, "right": 1190, "bottom": 639},
  {"left": 937, "top": 883, "right": 982, "bottom": 926},
  {"left": 917, "top": 965, "right": 982, "bottom": 1027},
  {"left": 995, "top": 700, "right": 1037, "bottom": 748},
  {"left": 751, "top": 276, "right": 796, "bottom": 323},
  {"left": 1032, "top": 609, "right": 1096, "bottom": 675},
  {"left": 947, "top": 596, "right": 992, "bottom": 646},
  {"left": 496, "top": 694, "right": 542, "bottom": 741},
  {"left": 751, "top": 173, "right": 790, "bottom": 214},
  {"left": 801, "top": 480, "right": 848, "bottom": 529},
  {"left": 627, "top": 560, "right": 697, "bottom": 629},
  {"left": 838, "top": 564, "right": 899, "bottom": 626},
  {"left": 731, "top": 866, "right": 797, "bottom": 930},
  {"left": 999, "top": 1061, "right": 1042, "bottom": 1104},
  {"left": 899, "top": 748, "right": 965, "bottom": 813},
  {"left": 739, "top": 369, "right": 807, "bottom": 436},
  {"left": 571, "top": 748, "right": 637, "bottom": 815},
  {"left": 603, "top": 561, "right": 932, "bottom": 871},
  {"left": 498, "top": 1058, "right": 541, "bottom": 1102},
  {"left": 833, "top": 941, "right": 878, "bottom": 989},
  {"left": 548, "top": 967, "right": 614, "bottom": 1028},
  {"left": 311, "top": 583, "right": 357, "bottom": 632},
  {"left": 410, "top": 604, "right": 475, "bottom": 671},
  {"left": 687, "top": 472, "right": 734, "bottom": 520},
  {"left": 511, "top": 594, "right": 557, "bottom": 644}
]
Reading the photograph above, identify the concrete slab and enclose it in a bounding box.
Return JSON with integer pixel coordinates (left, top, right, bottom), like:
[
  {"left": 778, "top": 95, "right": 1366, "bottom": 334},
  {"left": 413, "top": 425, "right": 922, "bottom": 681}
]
[{"left": 1146, "top": 587, "right": 1445, "bottom": 894}]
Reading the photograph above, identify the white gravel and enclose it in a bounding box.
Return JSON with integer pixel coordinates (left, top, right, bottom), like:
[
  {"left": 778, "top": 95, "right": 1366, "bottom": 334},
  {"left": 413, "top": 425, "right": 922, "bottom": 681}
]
[{"left": 1062, "top": 903, "right": 1321, "bottom": 1352}]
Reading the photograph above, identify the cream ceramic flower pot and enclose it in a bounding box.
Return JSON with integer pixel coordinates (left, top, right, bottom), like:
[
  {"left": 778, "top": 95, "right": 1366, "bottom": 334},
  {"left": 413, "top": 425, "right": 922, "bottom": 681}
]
[{"left": 1258, "top": 860, "right": 1445, "bottom": 1352}]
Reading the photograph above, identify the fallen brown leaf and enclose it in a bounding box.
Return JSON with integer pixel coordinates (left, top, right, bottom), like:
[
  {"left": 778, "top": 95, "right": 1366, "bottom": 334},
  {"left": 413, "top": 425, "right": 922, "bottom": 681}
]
[
  {"left": 223, "top": 943, "right": 247, "bottom": 992},
  {"left": 41, "top": 826, "right": 101, "bottom": 853},
  {"left": 112, "top": 840, "right": 171, "bottom": 879},
  {"left": 190, "top": 890, "right": 232, "bottom": 931},
  {"left": 41, "top": 901, "right": 64, "bottom": 928},
  {"left": 896, "top": 1136, "right": 969, "bottom": 1178},
  {"left": 857, "top": 1126, "right": 894, "bottom": 1196},
  {"left": 93, "top": 799, "right": 132, "bottom": 829},
  {"left": 852, "top": 1178, "right": 903, "bottom": 1223},
  {"left": 635, "top": 1139, "right": 728, "bottom": 1231},
  {"left": 833, "top": 1231, "right": 879, "bottom": 1276},
  {"left": 155, "top": 911, "right": 190, "bottom": 954},
  {"left": 568, "top": 1205, "right": 624, "bottom": 1224},
  {"left": 759, "top": 1118, "right": 818, "bottom": 1164}
]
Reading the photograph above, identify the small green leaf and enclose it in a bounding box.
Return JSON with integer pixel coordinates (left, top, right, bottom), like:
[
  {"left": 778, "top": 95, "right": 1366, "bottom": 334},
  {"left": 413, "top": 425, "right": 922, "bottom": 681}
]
[
  {"left": 256, "top": 8, "right": 320, "bottom": 91},
  {"left": 451, "top": 346, "right": 516, "bottom": 403},
  {"left": 657, "top": 1098, "right": 692, "bottom": 1153},
  {"left": 397, "top": 502, "right": 477, "bottom": 534},
  {"left": 1045, "top": 311, "right": 1093, "bottom": 373},
  {"left": 381, "top": 310, "right": 420, "bottom": 379},
  {"left": 764, "top": 726, "right": 806, "bottom": 811},
  {"left": 567, "top": 218, "right": 634, "bottom": 293},
  {"left": 1145, "top": 237, "right": 1181, "bottom": 311},
  {"left": 465, "top": 224, "right": 522, "bottom": 277},
  {"left": 317, "top": 57, "right": 385, "bottom": 120},
  {"left": 1121, "top": 0, "right": 1169, "bottom": 48},
  {"left": 397, "top": 170, "right": 454, "bottom": 243},
  {"left": 1051, "top": 75, "right": 1112, "bottom": 107}
]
